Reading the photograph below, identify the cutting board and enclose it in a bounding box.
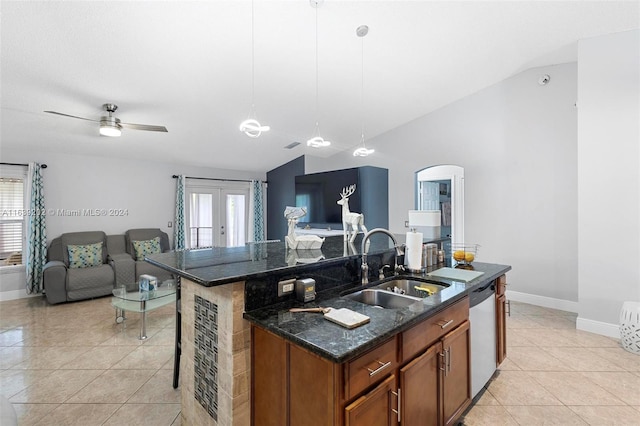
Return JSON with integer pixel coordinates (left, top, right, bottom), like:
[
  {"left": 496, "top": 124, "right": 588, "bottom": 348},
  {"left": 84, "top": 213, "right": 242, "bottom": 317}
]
[
  {"left": 427, "top": 267, "right": 485, "bottom": 282},
  {"left": 324, "top": 308, "right": 370, "bottom": 329}
]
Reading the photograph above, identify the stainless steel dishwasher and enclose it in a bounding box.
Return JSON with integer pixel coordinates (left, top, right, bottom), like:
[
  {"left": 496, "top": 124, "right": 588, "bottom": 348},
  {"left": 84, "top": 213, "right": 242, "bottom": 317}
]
[{"left": 469, "top": 280, "right": 497, "bottom": 398}]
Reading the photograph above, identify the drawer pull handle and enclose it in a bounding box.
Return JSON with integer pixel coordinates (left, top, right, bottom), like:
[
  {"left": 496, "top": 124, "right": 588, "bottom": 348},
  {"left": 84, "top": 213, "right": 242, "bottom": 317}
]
[
  {"left": 438, "top": 319, "right": 454, "bottom": 329},
  {"left": 366, "top": 360, "right": 392, "bottom": 377},
  {"left": 439, "top": 352, "right": 446, "bottom": 371}
]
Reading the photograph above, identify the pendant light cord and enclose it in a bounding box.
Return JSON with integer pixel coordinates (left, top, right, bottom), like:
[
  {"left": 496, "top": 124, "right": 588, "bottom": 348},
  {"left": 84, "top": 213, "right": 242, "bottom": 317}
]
[
  {"left": 315, "top": 1, "right": 319, "bottom": 134},
  {"left": 251, "top": 0, "right": 255, "bottom": 110},
  {"left": 360, "top": 33, "right": 365, "bottom": 145}
]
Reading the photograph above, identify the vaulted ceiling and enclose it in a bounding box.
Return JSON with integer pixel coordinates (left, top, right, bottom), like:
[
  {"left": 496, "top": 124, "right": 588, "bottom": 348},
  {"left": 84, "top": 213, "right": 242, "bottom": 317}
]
[{"left": 1, "top": 1, "right": 638, "bottom": 173}]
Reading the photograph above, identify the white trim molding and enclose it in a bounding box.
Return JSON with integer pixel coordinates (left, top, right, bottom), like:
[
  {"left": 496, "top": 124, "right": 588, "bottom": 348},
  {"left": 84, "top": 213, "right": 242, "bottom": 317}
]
[
  {"left": 0, "top": 289, "right": 39, "bottom": 302},
  {"left": 576, "top": 317, "right": 620, "bottom": 339},
  {"left": 506, "top": 289, "right": 579, "bottom": 313}
]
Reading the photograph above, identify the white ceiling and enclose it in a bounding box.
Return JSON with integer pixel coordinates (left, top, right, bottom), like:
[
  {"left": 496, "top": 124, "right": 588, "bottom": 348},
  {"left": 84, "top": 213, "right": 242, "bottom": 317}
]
[{"left": 1, "top": 1, "right": 638, "bottom": 173}]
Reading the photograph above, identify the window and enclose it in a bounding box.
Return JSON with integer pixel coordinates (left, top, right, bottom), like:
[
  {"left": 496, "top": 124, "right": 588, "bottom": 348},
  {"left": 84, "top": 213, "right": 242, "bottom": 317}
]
[{"left": 0, "top": 166, "right": 27, "bottom": 265}]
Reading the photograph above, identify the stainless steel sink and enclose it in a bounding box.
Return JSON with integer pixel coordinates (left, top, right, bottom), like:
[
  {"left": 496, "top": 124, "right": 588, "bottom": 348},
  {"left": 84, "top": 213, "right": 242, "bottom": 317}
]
[
  {"left": 342, "top": 289, "right": 422, "bottom": 309},
  {"left": 373, "top": 278, "right": 449, "bottom": 298}
]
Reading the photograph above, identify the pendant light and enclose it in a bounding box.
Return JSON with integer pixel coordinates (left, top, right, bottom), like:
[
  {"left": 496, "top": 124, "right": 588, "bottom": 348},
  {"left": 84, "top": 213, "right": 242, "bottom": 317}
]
[
  {"left": 240, "top": 0, "right": 269, "bottom": 138},
  {"left": 307, "top": 0, "right": 330, "bottom": 148},
  {"left": 353, "top": 25, "right": 374, "bottom": 157}
]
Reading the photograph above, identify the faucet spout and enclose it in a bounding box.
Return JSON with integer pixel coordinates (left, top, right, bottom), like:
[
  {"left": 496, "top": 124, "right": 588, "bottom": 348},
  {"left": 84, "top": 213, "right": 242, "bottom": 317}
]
[{"left": 360, "top": 228, "right": 404, "bottom": 285}]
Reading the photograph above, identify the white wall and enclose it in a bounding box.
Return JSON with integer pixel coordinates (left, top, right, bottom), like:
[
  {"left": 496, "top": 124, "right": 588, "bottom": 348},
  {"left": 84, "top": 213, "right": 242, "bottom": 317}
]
[
  {"left": 307, "top": 62, "right": 580, "bottom": 306},
  {"left": 0, "top": 148, "right": 264, "bottom": 299},
  {"left": 577, "top": 29, "right": 640, "bottom": 336}
]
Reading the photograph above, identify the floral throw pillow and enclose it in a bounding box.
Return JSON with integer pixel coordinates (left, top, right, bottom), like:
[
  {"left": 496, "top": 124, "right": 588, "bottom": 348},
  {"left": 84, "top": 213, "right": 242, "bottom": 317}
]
[
  {"left": 67, "top": 242, "right": 103, "bottom": 269},
  {"left": 132, "top": 236, "right": 161, "bottom": 261}
]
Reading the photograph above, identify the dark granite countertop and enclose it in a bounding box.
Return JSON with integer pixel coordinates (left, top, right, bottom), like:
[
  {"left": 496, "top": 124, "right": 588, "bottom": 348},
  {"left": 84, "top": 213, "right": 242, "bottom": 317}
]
[
  {"left": 145, "top": 234, "right": 403, "bottom": 286},
  {"left": 243, "top": 262, "right": 511, "bottom": 363}
]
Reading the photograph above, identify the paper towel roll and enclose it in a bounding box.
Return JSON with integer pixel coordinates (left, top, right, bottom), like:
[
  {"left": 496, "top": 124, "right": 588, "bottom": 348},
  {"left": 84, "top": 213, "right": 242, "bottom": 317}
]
[{"left": 405, "top": 231, "right": 423, "bottom": 271}]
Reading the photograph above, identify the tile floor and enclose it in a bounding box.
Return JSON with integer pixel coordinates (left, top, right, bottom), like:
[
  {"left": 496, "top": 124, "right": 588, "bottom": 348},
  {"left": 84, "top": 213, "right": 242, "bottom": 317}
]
[
  {"left": 462, "top": 301, "right": 640, "bottom": 426},
  {"left": 1, "top": 296, "right": 638, "bottom": 425}
]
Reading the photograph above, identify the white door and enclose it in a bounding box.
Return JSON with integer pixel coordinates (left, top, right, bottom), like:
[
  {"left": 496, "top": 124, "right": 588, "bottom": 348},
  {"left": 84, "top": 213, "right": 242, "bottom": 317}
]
[{"left": 186, "top": 183, "right": 249, "bottom": 248}]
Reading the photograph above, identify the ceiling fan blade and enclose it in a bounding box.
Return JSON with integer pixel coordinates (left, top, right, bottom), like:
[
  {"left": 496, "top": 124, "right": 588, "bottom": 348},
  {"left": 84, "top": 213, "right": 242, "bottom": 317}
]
[
  {"left": 120, "top": 122, "right": 168, "bottom": 132},
  {"left": 44, "top": 111, "right": 98, "bottom": 122}
]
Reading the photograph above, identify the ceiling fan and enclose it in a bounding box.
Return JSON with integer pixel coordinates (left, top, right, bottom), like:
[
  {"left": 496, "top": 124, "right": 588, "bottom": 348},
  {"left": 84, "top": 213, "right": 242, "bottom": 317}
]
[{"left": 44, "top": 103, "right": 168, "bottom": 137}]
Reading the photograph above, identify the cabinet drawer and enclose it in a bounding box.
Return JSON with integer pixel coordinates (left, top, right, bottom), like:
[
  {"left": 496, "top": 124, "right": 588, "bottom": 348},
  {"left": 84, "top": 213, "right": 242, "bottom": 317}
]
[
  {"left": 402, "top": 296, "right": 469, "bottom": 362},
  {"left": 345, "top": 336, "right": 398, "bottom": 400}
]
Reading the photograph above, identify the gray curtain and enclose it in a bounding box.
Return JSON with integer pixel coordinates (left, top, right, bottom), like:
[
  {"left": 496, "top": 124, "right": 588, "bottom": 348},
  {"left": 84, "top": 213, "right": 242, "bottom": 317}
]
[
  {"left": 251, "top": 180, "right": 265, "bottom": 242},
  {"left": 174, "top": 175, "right": 186, "bottom": 250},
  {"left": 26, "top": 163, "right": 46, "bottom": 294}
]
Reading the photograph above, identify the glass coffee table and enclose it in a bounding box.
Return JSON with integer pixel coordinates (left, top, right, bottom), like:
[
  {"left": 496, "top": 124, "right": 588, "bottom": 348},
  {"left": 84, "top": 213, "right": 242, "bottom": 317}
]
[{"left": 111, "top": 282, "right": 176, "bottom": 340}]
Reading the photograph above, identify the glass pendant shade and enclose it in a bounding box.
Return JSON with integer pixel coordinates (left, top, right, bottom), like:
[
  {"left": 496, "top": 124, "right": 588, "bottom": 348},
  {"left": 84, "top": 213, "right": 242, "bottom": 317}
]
[
  {"left": 353, "top": 146, "right": 374, "bottom": 157},
  {"left": 240, "top": 118, "right": 270, "bottom": 138}
]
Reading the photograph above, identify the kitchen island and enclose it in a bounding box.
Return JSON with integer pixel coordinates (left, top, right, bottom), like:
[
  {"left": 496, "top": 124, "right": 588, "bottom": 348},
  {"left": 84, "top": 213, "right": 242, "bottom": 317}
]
[{"left": 146, "top": 235, "right": 510, "bottom": 426}]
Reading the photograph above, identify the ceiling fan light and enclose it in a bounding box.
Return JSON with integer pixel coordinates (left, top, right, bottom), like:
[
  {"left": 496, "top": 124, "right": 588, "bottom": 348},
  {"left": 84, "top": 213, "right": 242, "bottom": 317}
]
[
  {"left": 353, "top": 147, "right": 374, "bottom": 157},
  {"left": 99, "top": 123, "right": 121, "bottom": 137},
  {"left": 240, "top": 118, "right": 270, "bottom": 138},
  {"left": 307, "top": 136, "right": 331, "bottom": 148}
]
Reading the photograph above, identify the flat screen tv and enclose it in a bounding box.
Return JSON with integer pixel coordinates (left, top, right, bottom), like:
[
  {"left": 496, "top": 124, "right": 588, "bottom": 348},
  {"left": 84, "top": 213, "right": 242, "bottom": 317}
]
[{"left": 295, "top": 168, "right": 361, "bottom": 228}]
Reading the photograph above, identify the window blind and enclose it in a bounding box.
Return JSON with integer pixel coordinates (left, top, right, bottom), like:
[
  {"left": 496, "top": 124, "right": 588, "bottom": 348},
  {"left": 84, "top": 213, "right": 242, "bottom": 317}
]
[{"left": 0, "top": 178, "right": 25, "bottom": 258}]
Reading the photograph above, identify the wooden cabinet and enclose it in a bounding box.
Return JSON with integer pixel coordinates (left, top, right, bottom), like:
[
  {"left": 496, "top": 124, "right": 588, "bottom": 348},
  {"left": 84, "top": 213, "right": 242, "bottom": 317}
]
[
  {"left": 251, "top": 296, "right": 470, "bottom": 426},
  {"left": 345, "top": 375, "right": 398, "bottom": 426},
  {"left": 441, "top": 321, "right": 471, "bottom": 426},
  {"left": 496, "top": 274, "right": 507, "bottom": 366},
  {"left": 400, "top": 298, "right": 471, "bottom": 426}
]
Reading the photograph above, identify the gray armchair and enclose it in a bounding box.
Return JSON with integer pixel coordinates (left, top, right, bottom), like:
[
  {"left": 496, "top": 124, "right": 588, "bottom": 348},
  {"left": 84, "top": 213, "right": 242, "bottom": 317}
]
[
  {"left": 110, "top": 228, "right": 173, "bottom": 290},
  {"left": 43, "top": 231, "right": 115, "bottom": 304}
]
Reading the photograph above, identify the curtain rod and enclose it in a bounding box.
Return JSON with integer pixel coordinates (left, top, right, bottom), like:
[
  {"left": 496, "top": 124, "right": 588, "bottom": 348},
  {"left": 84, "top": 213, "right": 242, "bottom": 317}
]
[
  {"left": 0, "top": 162, "right": 47, "bottom": 168},
  {"left": 172, "top": 175, "right": 266, "bottom": 184}
]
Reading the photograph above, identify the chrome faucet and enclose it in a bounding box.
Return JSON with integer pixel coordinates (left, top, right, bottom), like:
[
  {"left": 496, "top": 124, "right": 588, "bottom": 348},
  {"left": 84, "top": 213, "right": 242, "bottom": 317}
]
[{"left": 360, "top": 228, "right": 405, "bottom": 285}]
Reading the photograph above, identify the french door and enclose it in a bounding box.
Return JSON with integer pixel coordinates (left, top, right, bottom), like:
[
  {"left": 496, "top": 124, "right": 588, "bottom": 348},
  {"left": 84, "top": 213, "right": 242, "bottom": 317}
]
[{"left": 185, "top": 183, "right": 249, "bottom": 248}]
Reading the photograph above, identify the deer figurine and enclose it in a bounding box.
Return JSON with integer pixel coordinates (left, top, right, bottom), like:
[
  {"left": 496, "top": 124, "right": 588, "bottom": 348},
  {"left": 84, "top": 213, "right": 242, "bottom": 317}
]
[{"left": 337, "top": 184, "right": 368, "bottom": 243}]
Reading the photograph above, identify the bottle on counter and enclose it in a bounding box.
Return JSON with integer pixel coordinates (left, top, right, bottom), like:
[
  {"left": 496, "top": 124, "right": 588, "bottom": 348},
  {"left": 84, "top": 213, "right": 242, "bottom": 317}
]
[{"left": 437, "top": 249, "right": 445, "bottom": 264}]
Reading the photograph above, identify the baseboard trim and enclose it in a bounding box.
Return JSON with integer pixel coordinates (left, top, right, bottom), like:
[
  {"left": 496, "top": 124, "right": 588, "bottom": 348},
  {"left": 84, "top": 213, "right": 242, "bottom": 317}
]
[
  {"left": 576, "top": 317, "right": 620, "bottom": 339},
  {"left": 0, "top": 289, "right": 40, "bottom": 302},
  {"left": 505, "top": 290, "right": 579, "bottom": 313}
]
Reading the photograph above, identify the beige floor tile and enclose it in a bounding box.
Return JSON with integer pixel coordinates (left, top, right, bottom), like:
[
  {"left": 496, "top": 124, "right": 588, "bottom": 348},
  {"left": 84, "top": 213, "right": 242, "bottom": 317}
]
[
  {"left": 102, "top": 403, "right": 181, "bottom": 426},
  {"left": 98, "top": 326, "right": 152, "bottom": 346},
  {"left": 526, "top": 315, "right": 577, "bottom": 330},
  {"left": 111, "top": 344, "right": 174, "bottom": 370},
  {"left": 9, "top": 369, "right": 103, "bottom": 403},
  {"left": 128, "top": 369, "right": 181, "bottom": 403},
  {"left": 11, "top": 403, "right": 59, "bottom": 426},
  {"left": 33, "top": 403, "right": 121, "bottom": 426},
  {"left": 66, "top": 369, "right": 156, "bottom": 404},
  {"left": 541, "top": 346, "right": 625, "bottom": 372},
  {"left": 0, "top": 369, "right": 55, "bottom": 398},
  {"left": 528, "top": 371, "right": 624, "bottom": 406},
  {"left": 0, "top": 346, "right": 38, "bottom": 369},
  {"left": 59, "top": 345, "right": 136, "bottom": 369},
  {"left": 171, "top": 413, "right": 182, "bottom": 425},
  {"left": 497, "top": 357, "right": 522, "bottom": 371},
  {"left": 143, "top": 327, "right": 176, "bottom": 346},
  {"left": 506, "top": 314, "right": 545, "bottom": 329},
  {"left": 0, "top": 327, "right": 35, "bottom": 346},
  {"left": 587, "top": 347, "right": 640, "bottom": 371},
  {"left": 504, "top": 405, "right": 588, "bottom": 425},
  {"left": 474, "top": 389, "right": 500, "bottom": 406},
  {"left": 461, "top": 406, "right": 519, "bottom": 425},
  {"left": 568, "top": 405, "right": 640, "bottom": 425},
  {"left": 486, "top": 370, "right": 562, "bottom": 406},
  {"left": 10, "top": 346, "right": 93, "bottom": 369},
  {"left": 580, "top": 371, "right": 640, "bottom": 405},
  {"left": 632, "top": 406, "right": 640, "bottom": 413},
  {"left": 507, "top": 347, "right": 572, "bottom": 371},
  {"left": 507, "top": 328, "right": 536, "bottom": 347},
  {"left": 558, "top": 329, "right": 621, "bottom": 348},
  {"left": 515, "top": 328, "right": 582, "bottom": 347}
]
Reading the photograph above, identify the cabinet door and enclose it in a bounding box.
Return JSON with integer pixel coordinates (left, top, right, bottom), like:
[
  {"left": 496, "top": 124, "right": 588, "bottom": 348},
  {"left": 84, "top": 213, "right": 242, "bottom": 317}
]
[
  {"left": 345, "top": 375, "right": 398, "bottom": 426},
  {"left": 496, "top": 294, "right": 507, "bottom": 365},
  {"left": 441, "top": 321, "right": 471, "bottom": 426},
  {"left": 400, "top": 343, "right": 441, "bottom": 426}
]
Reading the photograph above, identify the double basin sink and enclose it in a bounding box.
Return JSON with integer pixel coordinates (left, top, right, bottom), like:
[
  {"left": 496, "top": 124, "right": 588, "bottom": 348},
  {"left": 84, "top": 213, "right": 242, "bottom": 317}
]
[{"left": 342, "top": 276, "right": 449, "bottom": 309}]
